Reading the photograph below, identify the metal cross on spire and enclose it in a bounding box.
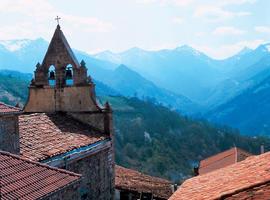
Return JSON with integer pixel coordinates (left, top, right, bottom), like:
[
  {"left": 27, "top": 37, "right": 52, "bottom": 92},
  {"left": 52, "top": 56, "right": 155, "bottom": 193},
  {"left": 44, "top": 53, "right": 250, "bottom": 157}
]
[{"left": 55, "top": 16, "right": 61, "bottom": 25}]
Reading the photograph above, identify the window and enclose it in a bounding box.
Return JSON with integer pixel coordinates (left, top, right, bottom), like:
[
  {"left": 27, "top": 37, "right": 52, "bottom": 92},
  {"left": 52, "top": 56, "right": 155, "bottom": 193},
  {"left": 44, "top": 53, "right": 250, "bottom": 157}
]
[{"left": 48, "top": 65, "right": 56, "bottom": 86}]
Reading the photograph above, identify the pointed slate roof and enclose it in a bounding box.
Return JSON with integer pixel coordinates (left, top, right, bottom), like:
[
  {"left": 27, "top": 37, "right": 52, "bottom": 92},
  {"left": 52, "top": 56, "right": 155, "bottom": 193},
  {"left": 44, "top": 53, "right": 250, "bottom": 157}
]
[{"left": 41, "top": 25, "right": 80, "bottom": 68}]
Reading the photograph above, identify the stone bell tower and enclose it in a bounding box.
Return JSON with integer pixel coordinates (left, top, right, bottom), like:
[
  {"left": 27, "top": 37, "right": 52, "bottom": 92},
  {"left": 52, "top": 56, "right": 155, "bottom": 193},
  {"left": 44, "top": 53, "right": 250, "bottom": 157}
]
[{"left": 24, "top": 25, "right": 100, "bottom": 113}]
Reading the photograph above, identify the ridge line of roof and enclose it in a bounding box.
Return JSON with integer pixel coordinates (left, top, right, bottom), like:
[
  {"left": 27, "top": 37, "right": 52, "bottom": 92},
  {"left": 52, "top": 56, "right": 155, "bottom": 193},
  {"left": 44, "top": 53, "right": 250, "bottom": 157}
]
[{"left": 58, "top": 27, "right": 80, "bottom": 67}]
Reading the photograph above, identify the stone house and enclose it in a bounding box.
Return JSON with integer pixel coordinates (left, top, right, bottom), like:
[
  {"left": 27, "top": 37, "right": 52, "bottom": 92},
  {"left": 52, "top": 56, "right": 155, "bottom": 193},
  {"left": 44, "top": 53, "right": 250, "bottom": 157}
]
[{"left": 0, "top": 24, "right": 114, "bottom": 200}]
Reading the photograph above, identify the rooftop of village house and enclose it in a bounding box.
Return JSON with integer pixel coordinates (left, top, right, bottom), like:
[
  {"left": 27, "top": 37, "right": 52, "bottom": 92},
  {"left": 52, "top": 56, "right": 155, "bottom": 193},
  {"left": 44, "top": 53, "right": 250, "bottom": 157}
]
[
  {"left": 169, "top": 151, "right": 270, "bottom": 200},
  {"left": 0, "top": 150, "right": 81, "bottom": 200},
  {"left": 199, "top": 147, "right": 252, "bottom": 175},
  {"left": 0, "top": 102, "right": 21, "bottom": 115},
  {"left": 19, "top": 112, "right": 108, "bottom": 161},
  {"left": 115, "top": 165, "right": 173, "bottom": 199}
]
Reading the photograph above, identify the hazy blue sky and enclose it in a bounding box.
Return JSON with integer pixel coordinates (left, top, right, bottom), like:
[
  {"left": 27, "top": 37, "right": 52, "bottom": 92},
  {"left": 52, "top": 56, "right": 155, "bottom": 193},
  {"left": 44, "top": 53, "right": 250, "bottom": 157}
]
[{"left": 0, "top": 0, "right": 269, "bottom": 59}]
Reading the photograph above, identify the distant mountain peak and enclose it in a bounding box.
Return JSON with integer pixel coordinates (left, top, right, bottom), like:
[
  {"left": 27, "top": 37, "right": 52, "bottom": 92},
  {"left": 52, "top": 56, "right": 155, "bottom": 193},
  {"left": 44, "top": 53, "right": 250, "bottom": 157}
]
[
  {"left": 124, "top": 47, "right": 145, "bottom": 54},
  {"left": 0, "top": 39, "right": 32, "bottom": 52},
  {"left": 264, "top": 43, "right": 270, "bottom": 52},
  {"left": 255, "top": 43, "right": 270, "bottom": 53},
  {"left": 0, "top": 38, "right": 48, "bottom": 52},
  {"left": 175, "top": 45, "right": 202, "bottom": 56},
  {"left": 237, "top": 47, "right": 252, "bottom": 55}
]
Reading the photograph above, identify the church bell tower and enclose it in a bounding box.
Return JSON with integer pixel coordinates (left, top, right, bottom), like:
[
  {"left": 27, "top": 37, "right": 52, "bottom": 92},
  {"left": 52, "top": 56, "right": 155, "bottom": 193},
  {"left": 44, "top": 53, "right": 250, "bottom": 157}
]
[{"left": 24, "top": 24, "right": 100, "bottom": 113}]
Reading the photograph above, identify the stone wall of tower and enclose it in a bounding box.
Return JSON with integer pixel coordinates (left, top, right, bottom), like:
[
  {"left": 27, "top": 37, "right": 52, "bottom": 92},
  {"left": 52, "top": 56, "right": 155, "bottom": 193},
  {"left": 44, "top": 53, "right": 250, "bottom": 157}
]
[
  {"left": 24, "top": 25, "right": 99, "bottom": 113},
  {"left": 0, "top": 115, "right": 20, "bottom": 154},
  {"left": 24, "top": 85, "right": 99, "bottom": 113},
  {"left": 63, "top": 148, "right": 114, "bottom": 200},
  {"left": 43, "top": 181, "right": 81, "bottom": 200}
]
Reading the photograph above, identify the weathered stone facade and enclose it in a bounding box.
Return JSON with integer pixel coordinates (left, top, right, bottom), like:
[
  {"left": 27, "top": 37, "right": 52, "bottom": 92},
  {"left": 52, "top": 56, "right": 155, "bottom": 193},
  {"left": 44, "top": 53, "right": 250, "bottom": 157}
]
[
  {"left": 0, "top": 115, "right": 20, "bottom": 154},
  {"left": 44, "top": 181, "right": 81, "bottom": 200},
  {"left": 62, "top": 148, "right": 114, "bottom": 200}
]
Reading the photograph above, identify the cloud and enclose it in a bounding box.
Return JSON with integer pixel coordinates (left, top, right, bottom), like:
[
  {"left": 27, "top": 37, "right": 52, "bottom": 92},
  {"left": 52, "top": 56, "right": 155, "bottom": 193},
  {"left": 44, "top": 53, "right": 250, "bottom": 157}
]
[
  {"left": 195, "top": 32, "right": 206, "bottom": 37},
  {"left": 255, "top": 26, "right": 270, "bottom": 34},
  {"left": 61, "top": 14, "right": 114, "bottom": 33},
  {"left": 170, "top": 0, "right": 193, "bottom": 6},
  {"left": 0, "top": 0, "right": 55, "bottom": 19},
  {"left": 193, "top": 39, "right": 264, "bottom": 59},
  {"left": 172, "top": 17, "right": 184, "bottom": 24},
  {"left": 220, "top": 0, "right": 257, "bottom": 6},
  {"left": 194, "top": 5, "right": 251, "bottom": 22},
  {"left": 136, "top": 0, "right": 193, "bottom": 6},
  {"left": 213, "top": 26, "right": 246, "bottom": 35},
  {"left": 0, "top": 0, "right": 113, "bottom": 40}
]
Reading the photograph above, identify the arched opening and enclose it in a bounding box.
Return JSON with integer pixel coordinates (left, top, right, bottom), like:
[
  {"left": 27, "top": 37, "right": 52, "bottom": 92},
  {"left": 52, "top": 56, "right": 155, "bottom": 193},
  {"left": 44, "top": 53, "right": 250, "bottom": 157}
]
[
  {"left": 65, "top": 64, "right": 73, "bottom": 86},
  {"left": 48, "top": 65, "right": 56, "bottom": 86}
]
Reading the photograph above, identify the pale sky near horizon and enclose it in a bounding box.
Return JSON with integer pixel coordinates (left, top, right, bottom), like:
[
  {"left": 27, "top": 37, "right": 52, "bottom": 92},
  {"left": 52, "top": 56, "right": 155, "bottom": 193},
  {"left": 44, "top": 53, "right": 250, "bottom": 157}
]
[{"left": 0, "top": 0, "right": 269, "bottom": 59}]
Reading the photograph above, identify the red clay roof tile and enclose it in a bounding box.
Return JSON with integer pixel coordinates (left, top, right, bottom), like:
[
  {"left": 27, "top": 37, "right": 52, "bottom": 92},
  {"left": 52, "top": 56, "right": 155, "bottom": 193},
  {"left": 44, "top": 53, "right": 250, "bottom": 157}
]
[
  {"left": 169, "top": 151, "right": 270, "bottom": 200},
  {"left": 0, "top": 102, "right": 21, "bottom": 114},
  {"left": 19, "top": 113, "right": 108, "bottom": 161},
  {"left": 115, "top": 165, "right": 173, "bottom": 199},
  {"left": 0, "top": 150, "right": 81, "bottom": 200}
]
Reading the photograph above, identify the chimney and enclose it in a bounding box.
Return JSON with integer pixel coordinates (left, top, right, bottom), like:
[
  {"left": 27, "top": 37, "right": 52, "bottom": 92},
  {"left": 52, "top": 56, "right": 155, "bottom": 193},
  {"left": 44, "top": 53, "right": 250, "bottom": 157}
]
[
  {"left": 104, "top": 102, "right": 113, "bottom": 137},
  {"left": 0, "top": 103, "right": 21, "bottom": 154},
  {"left": 261, "top": 144, "right": 265, "bottom": 154},
  {"left": 193, "top": 166, "right": 199, "bottom": 176}
]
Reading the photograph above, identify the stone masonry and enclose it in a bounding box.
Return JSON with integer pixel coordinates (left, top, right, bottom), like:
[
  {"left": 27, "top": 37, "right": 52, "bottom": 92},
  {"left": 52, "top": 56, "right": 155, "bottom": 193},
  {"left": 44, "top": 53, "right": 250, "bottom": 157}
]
[{"left": 0, "top": 115, "right": 20, "bottom": 154}]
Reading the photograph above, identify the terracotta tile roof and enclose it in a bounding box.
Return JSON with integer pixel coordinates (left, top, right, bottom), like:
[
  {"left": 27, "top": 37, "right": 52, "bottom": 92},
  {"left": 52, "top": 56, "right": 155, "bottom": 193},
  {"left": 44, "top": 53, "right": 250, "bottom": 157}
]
[
  {"left": 19, "top": 113, "right": 108, "bottom": 161},
  {"left": 115, "top": 165, "right": 173, "bottom": 199},
  {"left": 0, "top": 150, "right": 81, "bottom": 200},
  {"left": 169, "top": 152, "right": 270, "bottom": 200},
  {"left": 0, "top": 102, "right": 21, "bottom": 115},
  {"left": 199, "top": 147, "right": 252, "bottom": 175}
]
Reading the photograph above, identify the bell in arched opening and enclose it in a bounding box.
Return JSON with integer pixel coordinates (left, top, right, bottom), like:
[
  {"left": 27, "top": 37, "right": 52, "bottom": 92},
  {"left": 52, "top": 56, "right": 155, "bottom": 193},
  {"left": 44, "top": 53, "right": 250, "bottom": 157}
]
[
  {"left": 48, "top": 65, "right": 56, "bottom": 86},
  {"left": 49, "top": 70, "right": 55, "bottom": 80},
  {"left": 65, "top": 64, "right": 74, "bottom": 85},
  {"left": 66, "top": 68, "right": 73, "bottom": 79}
]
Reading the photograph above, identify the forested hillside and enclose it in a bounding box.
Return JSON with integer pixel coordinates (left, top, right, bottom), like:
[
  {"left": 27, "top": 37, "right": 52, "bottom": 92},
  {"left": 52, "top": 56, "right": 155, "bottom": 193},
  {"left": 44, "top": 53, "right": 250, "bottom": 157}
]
[
  {"left": 101, "top": 96, "right": 270, "bottom": 181},
  {"left": 0, "top": 70, "right": 31, "bottom": 105},
  {"left": 207, "top": 73, "right": 270, "bottom": 136}
]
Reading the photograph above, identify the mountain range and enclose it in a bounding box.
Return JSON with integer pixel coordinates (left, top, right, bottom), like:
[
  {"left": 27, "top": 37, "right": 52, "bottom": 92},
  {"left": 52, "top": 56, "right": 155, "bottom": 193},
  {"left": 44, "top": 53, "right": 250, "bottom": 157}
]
[
  {"left": 1, "top": 38, "right": 270, "bottom": 135},
  {"left": 94, "top": 44, "right": 270, "bottom": 108},
  {"left": 0, "top": 38, "right": 199, "bottom": 114},
  {"left": 95, "top": 43, "right": 270, "bottom": 135}
]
